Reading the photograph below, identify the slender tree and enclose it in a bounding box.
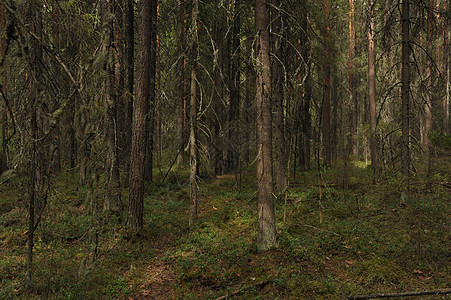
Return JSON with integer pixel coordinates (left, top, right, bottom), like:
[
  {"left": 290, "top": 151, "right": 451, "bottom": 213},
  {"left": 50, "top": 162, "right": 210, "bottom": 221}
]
[
  {"left": 424, "top": 0, "right": 433, "bottom": 149},
  {"left": 124, "top": 0, "right": 134, "bottom": 172},
  {"left": 155, "top": 1, "right": 162, "bottom": 166},
  {"left": 189, "top": 0, "right": 199, "bottom": 228},
  {"left": 103, "top": 0, "right": 121, "bottom": 213},
  {"left": 368, "top": 0, "right": 378, "bottom": 172},
  {"left": 113, "top": 0, "right": 126, "bottom": 166},
  {"left": 0, "top": 1, "right": 7, "bottom": 172},
  {"left": 444, "top": 0, "right": 449, "bottom": 134},
  {"left": 227, "top": 0, "right": 241, "bottom": 172},
  {"left": 27, "top": 0, "right": 43, "bottom": 285},
  {"left": 177, "top": 0, "right": 187, "bottom": 166},
  {"left": 127, "top": 0, "right": 157, "bottom": 231},
  {"left": 256, "top": 0, "right": 277, "bottom": 251},
  {"left": 214, "top": 0, "right": 224, "bottom": 176},
  {"left": 348, "top": 0, "right": 357, "bottom": 156},
  {"left": 272, "top": 0, "right": 287, "bottom": 196},
  {"left": 401, "top": 0, "right": 411, "bottom": 203},
  {"left": 322, "top": 0, "right": 332, "bottom": 166},
  {"left": 298, "top": 2, "right": 312, "bottom": 171},
  {"left": 145, "top": 0, "right": 158, "bottom": 182}
]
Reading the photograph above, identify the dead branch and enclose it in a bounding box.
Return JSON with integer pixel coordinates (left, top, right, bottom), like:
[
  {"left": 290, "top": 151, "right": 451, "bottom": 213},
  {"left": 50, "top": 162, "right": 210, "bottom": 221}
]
[{"left": 348, "top": 289, "right": 451, "bottom": 299}]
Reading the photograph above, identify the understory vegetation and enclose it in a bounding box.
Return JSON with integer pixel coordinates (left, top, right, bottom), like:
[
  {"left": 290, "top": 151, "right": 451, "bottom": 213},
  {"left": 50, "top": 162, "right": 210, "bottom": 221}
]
[{"left": 1, "top": 145, "right": 450, "bottom": 299}]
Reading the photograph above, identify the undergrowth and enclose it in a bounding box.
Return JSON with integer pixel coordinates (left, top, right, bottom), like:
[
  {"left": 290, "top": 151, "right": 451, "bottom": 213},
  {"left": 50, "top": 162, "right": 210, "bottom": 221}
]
[{"left": 0, "top": 152, "right": 449, "bottom": 299}]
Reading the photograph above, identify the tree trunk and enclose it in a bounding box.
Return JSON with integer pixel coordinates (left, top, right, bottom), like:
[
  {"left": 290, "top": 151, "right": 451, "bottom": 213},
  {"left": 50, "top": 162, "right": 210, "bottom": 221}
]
[
  {"left": 401, "top": 0, "right": 411, "bottom": 203},
  {"left": 103, "top": 0, "right": 122, "bottom": 214},
  {"left": 214, "top": 0, "right": 224, "bottom": 176},
  {"left": 127, "top": 0, "right": 156, "bottom": 231},
  {"left": 298, "top": 4, "right": 311, "bottom": 171},
  {"left": 368, "top": 0, "right": 378, "bottom": 173},
  {"left": 424, "top": 0, "right": 433, "bottom": 149},
  {"left": 322, "top": 0, "right": 331, "bottom": 167},
  {"left": 444, "top": 0, "right": 449, "bottom": 134},
  {"left": 256, "top": 0, "right": 277, "bottom": 251},
  {"left": 272, "top": 0, "right": 287, "bottom": 196},
  {"left": 27, "top": 0, "right": 43, "bottom": 286},
  {"left": 177, "top": 0, "right": 187, "bottom": 166},
  {"left": 124, "top": 0, "right": 134, "bottom": 174},
  {"left": 189, "top": 0, "right": 199, "bottom": 229},
  {"left": 436, "top": 0, "right": 441, "bottom": 79},
  {"left": 113, "top": 0, "right": 125, "bottom": 168},
  {"left": 145, "top": 0, "right": 158, "bottom": 182},
  {"left": 348, "top": 0, "right": 357, "bottom": 156},
  {"left": 0, "top": 2, "right": 7, "bottom": 172},
  {"left": 155, "top": 1, "right": 162, "bottom": 166},
  {"left": 227, "top": 0, "right": 241, "bottom": 173}
]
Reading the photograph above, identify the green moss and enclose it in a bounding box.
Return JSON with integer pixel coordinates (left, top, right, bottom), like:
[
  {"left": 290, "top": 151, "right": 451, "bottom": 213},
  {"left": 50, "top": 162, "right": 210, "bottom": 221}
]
[{"left": 351, "top": 256, "right": 405, "bottom": 286}]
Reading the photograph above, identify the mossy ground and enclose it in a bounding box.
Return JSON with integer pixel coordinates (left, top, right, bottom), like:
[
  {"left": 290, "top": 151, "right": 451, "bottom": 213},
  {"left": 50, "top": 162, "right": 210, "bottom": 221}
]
[{"left": 0, "top": 150, "right": 449, "bottom": 299}]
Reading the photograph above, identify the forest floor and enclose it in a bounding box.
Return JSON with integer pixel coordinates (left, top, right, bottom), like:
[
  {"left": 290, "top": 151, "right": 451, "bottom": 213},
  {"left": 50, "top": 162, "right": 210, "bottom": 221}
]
[{"left": 0, "top": 146, "right": 450, "bottom": 299}]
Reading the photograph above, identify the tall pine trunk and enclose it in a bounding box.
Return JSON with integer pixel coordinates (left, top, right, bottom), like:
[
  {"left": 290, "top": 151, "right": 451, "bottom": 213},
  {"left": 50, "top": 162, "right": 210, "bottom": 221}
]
[
  {"left": 256, "top": 0, "right": 277, "bottom": 251},
  {"left": 127, "top": 0, "right": 156, "bottom": 231},
  {"left": 189, "top": 0, "right": 199, "bottom": 228}
]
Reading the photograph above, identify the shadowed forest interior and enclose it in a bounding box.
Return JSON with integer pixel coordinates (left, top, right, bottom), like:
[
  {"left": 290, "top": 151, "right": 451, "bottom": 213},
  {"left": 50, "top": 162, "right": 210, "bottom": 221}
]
[{"left": 0, "top": 0, "right": 449, "bottom": 298}]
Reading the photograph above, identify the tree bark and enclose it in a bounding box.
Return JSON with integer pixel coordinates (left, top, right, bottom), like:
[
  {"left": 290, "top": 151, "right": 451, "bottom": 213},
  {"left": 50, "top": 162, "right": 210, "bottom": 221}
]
[
  {"left": 436, "top": 0, "right": 441, "bottom": 79},
  {"left": 127, "top": 0, "right": 156, "bottom": 231},
  {"left": 256, "top": 0, "right": 277, "bottom": 251},
  {"left": 113, "top": 0, "right": 126, "bottom": 168},
  {"left": 189, "top": 0, "right": 199, "bottom": 229},
  {"left": 27, "top": 0, "right": 43, "bottom": 286},
  {"left": 227, "top": 0, "right": 241, "bottom": 173},
  {"left": 145, "top": 0, "right": 158, "bottom": 182},
  {"left": 124, "top": 0, "right": 134, "bottom": 173},
  {"left": 348, "top": 0, "right": 357, "bottom": 156},
  {"left": 443, "top": 0, "right": 449, "bottom": 134},
  {"left": 103, "top": 0, "right": 122, "bottom": 214},
  {"left": 155, "top": 1, "right": 162, "bottom": 166},
  {"left": 177, "top": 0, "right": 187, "bottom": 166},
  {"left": 214, "top": 0, "right": 224, "bottom": 176},
  {"left": 298, "top": 3, "right": 311, "bottom": 171},
  {"left": 401, "top": 0, "right": 411, "bottom": 203},
  {"left": 0, "top": 2, "right": 7, "bottom": 172},
  {"left": 424, "top": 0, "right": 433, "bottom": 149},
  {"left": 322, "top": 0, "right": 331, "bottom": 167},
  {"left": 368, "top": 0, "right": 378, "bottom": 173},
  {"left": 272, "top": 0, "right": 287, "bottom": 196}
]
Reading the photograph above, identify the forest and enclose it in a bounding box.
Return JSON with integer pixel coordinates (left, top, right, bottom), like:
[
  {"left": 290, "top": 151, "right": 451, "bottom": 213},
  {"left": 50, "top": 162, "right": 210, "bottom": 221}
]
[{"left": 0, "top": 0, "right": 449, "bottom": 298}]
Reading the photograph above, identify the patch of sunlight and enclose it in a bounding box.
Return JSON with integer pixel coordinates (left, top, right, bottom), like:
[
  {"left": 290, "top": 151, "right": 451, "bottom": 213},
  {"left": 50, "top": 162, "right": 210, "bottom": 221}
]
[{"left": 352, "top": 160, "right": 370, "bottom": 169}]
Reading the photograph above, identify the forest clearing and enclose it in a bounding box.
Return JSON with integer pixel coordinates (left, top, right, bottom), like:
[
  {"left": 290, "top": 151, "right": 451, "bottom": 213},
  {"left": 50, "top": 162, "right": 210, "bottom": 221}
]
[{"left": 0, "top": 0, "right": 450, "bottom": 298}]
